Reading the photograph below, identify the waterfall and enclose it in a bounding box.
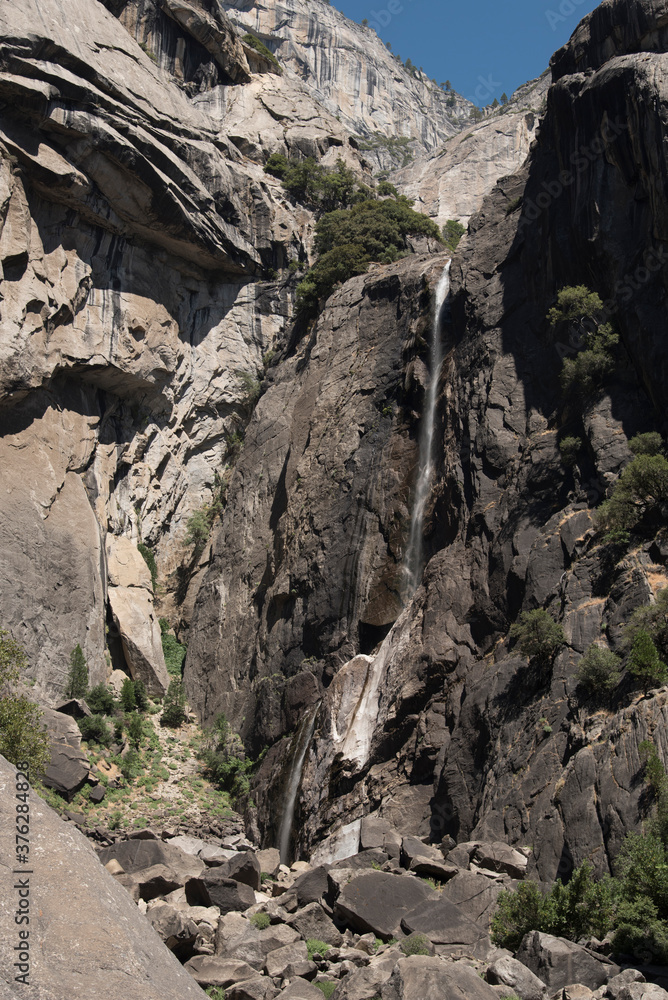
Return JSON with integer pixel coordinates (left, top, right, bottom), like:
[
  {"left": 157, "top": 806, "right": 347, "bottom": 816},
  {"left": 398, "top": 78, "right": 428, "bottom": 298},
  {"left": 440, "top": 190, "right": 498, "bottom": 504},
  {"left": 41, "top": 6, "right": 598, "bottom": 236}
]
[
  {"left": 277, "top": 702, "right": 320, "bottom": 865},
  {"left": 403, "top": 260, "right": 451, "bottom": 597}
]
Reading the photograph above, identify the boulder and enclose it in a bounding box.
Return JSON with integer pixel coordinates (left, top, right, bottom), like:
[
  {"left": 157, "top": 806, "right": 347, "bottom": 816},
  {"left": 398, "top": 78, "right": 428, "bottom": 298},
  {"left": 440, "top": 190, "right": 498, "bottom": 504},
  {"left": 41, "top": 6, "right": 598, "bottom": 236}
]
[
  {"left": 293, "top": 865, "right": 331, "bottom": 905},
  {"left": 400, "top": 836, "right": 443, "bottom": 869},
  {"left": 148, "top": 904, "right": 199, "bottom": 955},
  {"left": 486, "top": 955, "right": 547, "bottom": 1000},
  {"left": 106, "top": 535, "right": 153, "bottom": 590},
  {"left": 331, "top": 849, "right": 388, "bottom": 871},
  {"left": 277, "top": 980, "right": 324, "bottom": 999},
  {"left": 604, "top": 971, "right": 647, "bottom": 999},
  {"left": 186, "top": 871, "right": 256, "bottom": 912},
  {"left": 108, "top": 584, "right": 169, "bottom": 696},
  {"left": 0, "top": 753, "right": 212, "bottom": 1000},
  {"left": 98, "top": 838, "right": 205, "bottom": 884},
  {"left": 264, "top": 941, "right": 312, "bottom": 979},
  {"left": 360, "top": 815, "right": 402, "bottom": 858},
  {"left": 135, "top": 864, "right": 184, "bottom": 901},
  {"left": 201, "top": 845, "right": 238, "bottom": 866},
  {"left": 89, "top": 785, "right": 106, "bottom": 803},
  {"left": 225, "top": 851, "right": 262, "bottom": 891},
  {"left": 42, "top": 741, "right": 90, "bottom": 801},
  {"left": 472, "top": 843, "right": 528, "bottom": 879},
  {"left": 227, "top": 980, "right": 279, "bottom": 1000},
  {"left": 288, "top": 902, "right": 343, "bottom": 946},
  {"left": 618, "top": 987, "right": 668, "bottom": 1000},
  {"left": 54, "top": 698, "right": 92, "bottom": 719},
  {"left": 256, "top": 848, "right": 282, "bottom": 877},
  {"left": 401, "top": 893, "right": 489, "bottom": 950},
  {"left": 441, "top": 871, "right": 512, "bottom": 924},
  {"left": 215, "top": 912, "right": 300, "bottom": 969},
  {"left": 409, "top": 858, "right": 459, "bottom": 881},
  {"left": 169, "top": 834, "right": 208, "bottom": 856},
  {"left": 184, "top": 955, "right": 261, "bottom": 988},
  {"left": 334, "top": 871, "right": 437, "bottom": 939},
  {"left": 381, "top": 955, "right": 502, "bottom": 1000},
  {"left": 334, "top": 947, "right": 400, "bottom": 999},
  {"left": 516, "top": 932, "right": 620, "bottom": 991}
]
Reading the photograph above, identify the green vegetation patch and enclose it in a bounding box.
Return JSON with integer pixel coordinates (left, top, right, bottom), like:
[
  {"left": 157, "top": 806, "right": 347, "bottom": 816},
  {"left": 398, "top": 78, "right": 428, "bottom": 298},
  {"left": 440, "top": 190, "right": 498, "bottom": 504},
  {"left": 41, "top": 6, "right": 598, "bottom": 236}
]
[{"left": 242, "top": 32, "right": 282, "bottom": 72}]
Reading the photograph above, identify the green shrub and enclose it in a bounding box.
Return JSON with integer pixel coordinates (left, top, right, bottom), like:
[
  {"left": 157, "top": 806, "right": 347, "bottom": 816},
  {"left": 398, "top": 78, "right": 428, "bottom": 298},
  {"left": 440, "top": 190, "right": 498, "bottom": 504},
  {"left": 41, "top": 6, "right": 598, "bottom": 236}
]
[
  {"left": 377, "top": 181, "right": 398, "bottom": 198},
  {"left": 400, "top": 933, "right": 431, "bottom": 956},
  {"left": 242, "top": 32, "right": 281, "bottom": 71},
  {"left": 624, "top": 589, "right": 668, "bottom": 661},
  {"left": 491, "top": 880, "right": 546, "bottom": 950},
  {"left": 134, "top": 679, "right": 149, "bottom": 712},
  {"left": 307, "top": 939, "right": 330, "bottom": 959},
  {"left": 137, "top": 543, "right": 157, "bottom": 589},
  {"left": 161, "top": 678, "right": 187, "bottom": 728},
  {"left": 576, "top": 644, "right": 621, "bottom": 695},
  {"left": 126, "top": 713, "right": 144, "bottom": 749},
  {"left": 314, "top": 984, "right": 337, "bottom": 999},
  {"left": 250, "top": 912, "right": 271, "bottom": 930},
  {"left": 205, "top": 986, "right": 226, "bottom": 1000},
  {"left": 120, "top": 748, "right": 144, "bottom": 782},
  {"left": 79, "top": 715, "right": 112, "bottom": 746},
  {"left": 66, "top": 644, "right": 89, "bottom": 699},
  {"left": 86, "top": 683, "right": 116, "bottom": 715},
  {"left": 160, "top": 619, "right": 187, "bottom": 676},
  {"left": 442, "top": 219, "right": 465, "bottom": 253},
  {"left": 236, "top": 370, "right": 261, "bottom": 408},
  {"left": 629, "top": 433, "right": 664, "bottom": 456},
  {"left": 559, "top": 436, "right": 583, "bottom": 468},
  {"left": 509, "top": 610, "right": 566, "bottom": 664},
  {"left": 548, "top": 286, "right": 618, "bottom": 398},
  {"left": 296, "top": 243, "right": 369, "bottom": 315},
  {"left": 184, "top": 509, "right": 211, "bottom": 554},
  {"left": 628, "top": 630, "right": 668, "bottom": 691},
  {"left": 120, "top": 677, "right": 137, "bottom": 712},
  {"left": 597, "top": 455, "right": 668, "bottom": 532}
]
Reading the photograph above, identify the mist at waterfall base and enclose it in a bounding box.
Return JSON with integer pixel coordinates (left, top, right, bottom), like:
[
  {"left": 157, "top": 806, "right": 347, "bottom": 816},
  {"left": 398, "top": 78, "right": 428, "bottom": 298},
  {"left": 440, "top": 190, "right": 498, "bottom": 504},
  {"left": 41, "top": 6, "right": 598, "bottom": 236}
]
[
  {"left": 403, "top": 261, "right": 452, "bottom": 599},
  {"left": 277, "top": 703, "right": 321, "bottom": 864}
]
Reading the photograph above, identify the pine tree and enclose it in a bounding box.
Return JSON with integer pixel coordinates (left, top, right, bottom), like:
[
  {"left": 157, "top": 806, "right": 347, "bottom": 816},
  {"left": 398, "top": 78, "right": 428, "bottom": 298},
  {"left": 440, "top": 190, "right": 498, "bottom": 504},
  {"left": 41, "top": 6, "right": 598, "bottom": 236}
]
[
  {"left": 161, "top": 678, "right": 186, "bottom": 728},
  {"left": 120, "top": 677, "right": 137, "bottom": 712},
  {"left": 629, "top": 630, "right": 668, "bottom": 691},
  {"left": 66, "top": 644, "right": 89, "bottom": 699}
]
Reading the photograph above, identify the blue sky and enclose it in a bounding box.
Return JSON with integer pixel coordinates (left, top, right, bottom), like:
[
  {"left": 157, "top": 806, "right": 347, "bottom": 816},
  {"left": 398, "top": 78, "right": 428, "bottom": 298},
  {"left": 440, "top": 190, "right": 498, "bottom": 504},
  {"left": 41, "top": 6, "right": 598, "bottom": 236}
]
[{"left": 333, "top": 0, "right": 600, "bottom": 103}]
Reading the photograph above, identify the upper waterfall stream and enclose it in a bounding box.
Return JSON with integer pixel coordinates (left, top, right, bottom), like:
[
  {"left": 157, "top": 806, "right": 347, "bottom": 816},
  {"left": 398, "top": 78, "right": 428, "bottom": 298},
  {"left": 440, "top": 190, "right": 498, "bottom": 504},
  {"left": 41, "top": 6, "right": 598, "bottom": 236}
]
[{"left": 403, "top": 260, "right": 451, "bottom": 597}]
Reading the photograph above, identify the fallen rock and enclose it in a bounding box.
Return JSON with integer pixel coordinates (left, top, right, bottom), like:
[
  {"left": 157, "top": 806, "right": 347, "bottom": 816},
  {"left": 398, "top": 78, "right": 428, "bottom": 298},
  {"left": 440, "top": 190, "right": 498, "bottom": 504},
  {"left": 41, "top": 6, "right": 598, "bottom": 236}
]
[
  {"left": 186, "top": 871, "right": 256, "bottom": 912},
  {"left": 516, "top": 932, "right": 620, "bottom": 992},
  {"left": 618, "top": 987, "right": 668, "bottom": 1000},
  {"left": 89, "top": 785, "right": 106, "bottom": 803},
  {"left": 264, "top": 941, "right": 312, "bottom": 979},
  {"left": 360, "top": 815, "right": 402, "bottom": 858},
  {"left": 215, "top": 912, "right": 300, "bottom": 969},
  {"left": 108, "top": 584, "right": 169, "bottom": 696},
  {"left": 42, "top": 741, "right": 90, "bottom": 800},
  {"left": 441, "top": 871, "right": 512, "bottom": 924},
  {"left": 225, "top": 851, "right": 262, "bottom": 891},
  {"left": 382, "top": 954, "right": 502, "bottom": 1000},
  {"left": 335, "top": 871, "right": 437, "bottom": 939},
  {"left": 98, "top": 839, "right": 205, "bottom": 884},
  {"left": 135, "top": 864, "right": 184, "bottom": 901},
  {"left": 184, "top": 955, "right": 261, "bottom": 988},
  {"left": 401, "top": 893, "right": 489, "bottom": 951},
  {"left": 288, "top": 901, "right": 343, "bottom": 946},
  {"left": 277, "top": 979, "right": 324, "bottom": 999},
  {"left": 603, "top": 971, "right": 647, "bottom": 999},
  {"left": 257, "top": 848, "right": 282, "bottom": 877},
  {"left": 0, "top": 753, "right": 211, "bottom": 999},
  {"left": 400, "top": 836, "right": 444, "bottom": 869},
  {"left": 472, "top": 843, "right": 528, "bottom": 880},
  {"left": 227, "top": 979, "right": 279, "bottom": 1000},
  {"left": 293, "top": 865, "right": 331, "bottom": 905},
  {"left": 148, "top": 904, "right": 199, "bottom": 955},
  {"left": 486, "top": 955, "right": 547, "bottom": 1000}
]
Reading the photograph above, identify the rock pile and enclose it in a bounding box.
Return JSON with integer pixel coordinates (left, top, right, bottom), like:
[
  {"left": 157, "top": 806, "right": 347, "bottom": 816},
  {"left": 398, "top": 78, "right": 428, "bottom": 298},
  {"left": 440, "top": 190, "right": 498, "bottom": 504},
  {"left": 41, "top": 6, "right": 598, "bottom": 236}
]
[{"left": 98, "top": 820, "right": 667, "bottom": 1000}]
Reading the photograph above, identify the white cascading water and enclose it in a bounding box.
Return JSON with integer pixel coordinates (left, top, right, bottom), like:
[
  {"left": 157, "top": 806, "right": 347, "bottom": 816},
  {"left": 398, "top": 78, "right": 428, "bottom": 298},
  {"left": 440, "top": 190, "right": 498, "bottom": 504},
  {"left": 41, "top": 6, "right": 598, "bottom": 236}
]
[
  {"left": 277, "top": 702, "right": 321, "bottom": 865},
  {"left": 403, "top": 261, "right": 451, "bottom": 598}
]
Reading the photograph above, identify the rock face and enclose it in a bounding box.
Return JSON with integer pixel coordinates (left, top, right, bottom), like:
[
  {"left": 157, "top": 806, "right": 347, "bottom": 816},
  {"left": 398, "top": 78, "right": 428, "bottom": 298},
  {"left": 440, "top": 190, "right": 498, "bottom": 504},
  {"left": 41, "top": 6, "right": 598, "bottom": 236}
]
[
  {"left": 394, "top": 74, "right": 550, "bottom": 227},
  {"left": 0, "top": 754, "right": 207, "bottom": 1000}
]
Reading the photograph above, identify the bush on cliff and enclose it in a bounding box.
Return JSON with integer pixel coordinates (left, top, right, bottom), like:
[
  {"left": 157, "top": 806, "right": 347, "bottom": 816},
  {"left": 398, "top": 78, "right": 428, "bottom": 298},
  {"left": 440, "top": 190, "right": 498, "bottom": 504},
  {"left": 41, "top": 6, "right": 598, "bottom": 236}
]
[
  {"left": 297, "top": 196, "right": 440, "bottom": 316},
  {"left": 597, "top": 454, "right": 668, "bottom": 533},
  {"left": 508, "top": 609, "right": 566, "bottom": 664},
  {"left": 548, "top": 285, "right": 618, "bottom": 398}
]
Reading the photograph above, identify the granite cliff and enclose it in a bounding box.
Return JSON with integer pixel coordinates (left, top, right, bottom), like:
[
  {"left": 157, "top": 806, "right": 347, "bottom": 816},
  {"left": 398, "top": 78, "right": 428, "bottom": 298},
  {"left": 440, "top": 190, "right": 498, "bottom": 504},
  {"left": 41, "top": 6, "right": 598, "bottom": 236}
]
[{"left": 1, "top": 0, "right": 668, "bottom": 913}]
